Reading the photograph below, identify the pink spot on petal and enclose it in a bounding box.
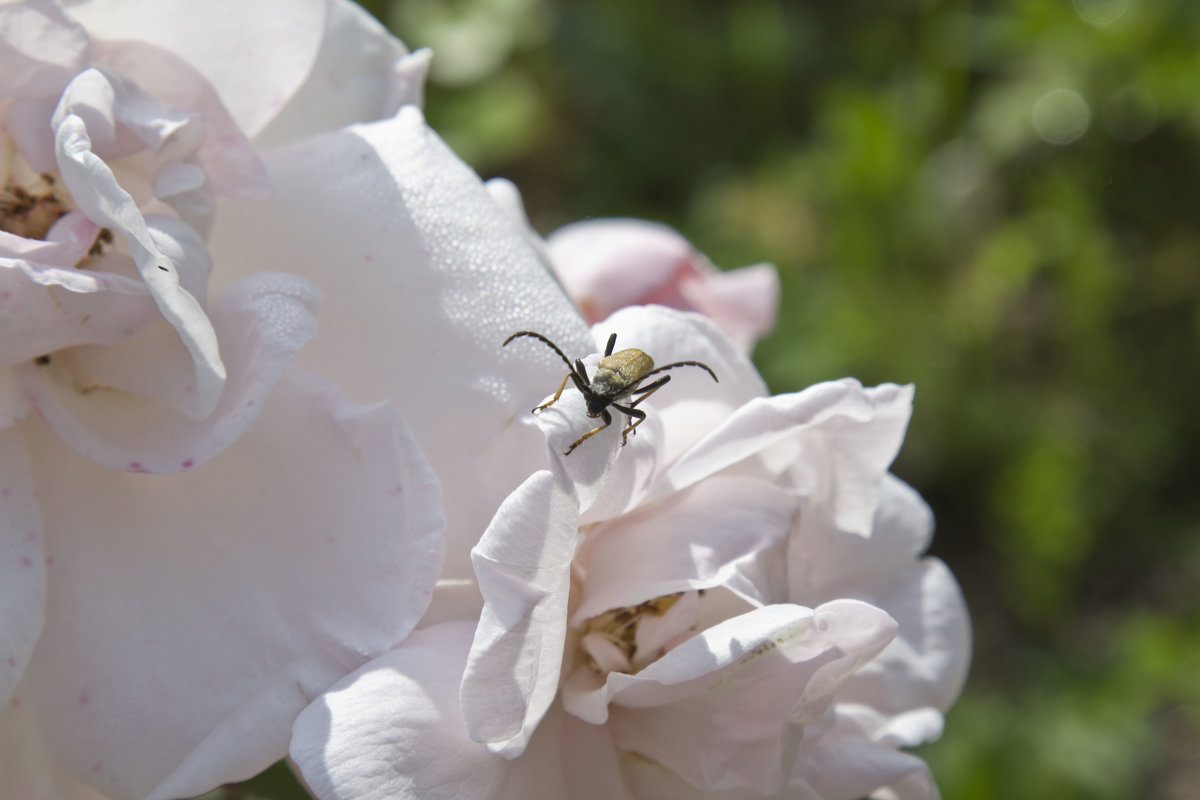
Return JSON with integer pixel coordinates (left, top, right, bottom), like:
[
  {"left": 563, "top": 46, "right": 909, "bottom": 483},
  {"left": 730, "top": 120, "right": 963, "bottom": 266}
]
[
  {"left": 244, "top": 399, "right": 255, "bottom": 408},
  {"left": 181, "top": 458, "right": 194, "bottom": 469},
  {"left": 364, "top": 253, "right": 374, "bottom": 262},
  {"left": 128, "top": 462, "right": 148, "bottom": 473},
  {"left": 6, "top": 657, "right": 15, "bottom": 668},
  {"left": 1, "top": 487, "right": 10, "bottom": 496},
  {"left": 45, "top": 555, "right": 54, "bottom": 566},
  {"left": 17, "top": 556, "right": 32, "bottom": 569},
  {"left": 78, "top": 691, "right": 90, "bottom": 706}
]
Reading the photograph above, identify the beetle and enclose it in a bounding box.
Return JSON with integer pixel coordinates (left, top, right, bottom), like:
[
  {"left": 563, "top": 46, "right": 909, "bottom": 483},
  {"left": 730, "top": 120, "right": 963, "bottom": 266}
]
[{"left": 503, "top": 330, "right": 718, "bottom": 455}]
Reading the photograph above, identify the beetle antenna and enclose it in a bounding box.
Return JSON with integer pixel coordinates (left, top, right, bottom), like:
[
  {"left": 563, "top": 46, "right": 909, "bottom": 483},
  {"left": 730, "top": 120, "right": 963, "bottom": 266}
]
[
  {"left": 503, "top": 331, "right": 575, "bottom": 373},
  {"left": 642, "top": 361, "right": 719, "bottom": 383}
]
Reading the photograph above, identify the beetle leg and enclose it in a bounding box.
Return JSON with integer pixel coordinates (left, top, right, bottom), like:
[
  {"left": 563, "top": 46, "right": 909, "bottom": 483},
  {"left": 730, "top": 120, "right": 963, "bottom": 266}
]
[
  {"left": 612, "top": 404, "right": 648, "bottom": 445},
  {"left": 628, "top": 375, "right": 671, "bottom": 407},
  {"left": 564, "top": 408, "right": 613, "bottom": 455},
  {"left": 533, "top": 373, "right": 573, "bottom": 413}
]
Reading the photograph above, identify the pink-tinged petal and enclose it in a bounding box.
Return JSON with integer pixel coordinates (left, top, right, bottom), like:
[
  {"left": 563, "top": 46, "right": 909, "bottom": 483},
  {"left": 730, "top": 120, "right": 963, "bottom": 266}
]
[
  {"left": 64, "top": 0, "right": 328, "bottom": 138},
  {"left": 661, "top": 380, "right": 913, "bottom": 519},
  {"left": 571, "top": 475, "right": 796, "bottom": 624},
  {"left": 0, "top": 701, "right": 111, "bottom": 800},
  {"left": 679, "top": 261, "right": 780, "bottom": 352},
  {"left": 0, "top": 426, "right": 44, "bottom": 707},
  {"left": 256, "top": 2, "right": 428, "bottom": 146},
  {"left": 53, "top": 100, "right": 224, "bottom": 419},
  {"left": 292, "top": 622, "right": 508, "bottom": 800},
  {"left": 566, "top": 601, "right": 897, "bottom": 795},
  {"left": 462, "top": 470, "right": 578, "bottom": 758},
  {"left": 547, "top": 218, "right": 700, "bottom": 322},
  {"left": 90, "top": 40, "right": 269, "bottom": 199},
  {"left": 0, "top": 0, "right": 87, "bottom": 100},
  {"left": 20, "top": 271, "right": 320, "bottom": 472},
  {"left": 208, "top": 105, "right": 590, "bottom": 585},
  {"left": 547, "top": 219, "right": 780, "bottom": 351},
  {"left": 18, "top": 365, "right": 444, "bottom": 800}
]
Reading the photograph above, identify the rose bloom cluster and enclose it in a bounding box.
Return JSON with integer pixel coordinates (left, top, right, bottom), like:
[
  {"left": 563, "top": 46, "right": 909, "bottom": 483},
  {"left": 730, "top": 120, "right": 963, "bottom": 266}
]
[{"left": 0, "top": 2, "right": 970, "bottom": 800}]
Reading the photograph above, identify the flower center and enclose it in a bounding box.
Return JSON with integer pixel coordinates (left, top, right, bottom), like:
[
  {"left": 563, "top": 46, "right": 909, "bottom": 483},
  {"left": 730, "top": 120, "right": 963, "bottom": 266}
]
[
  {"left": 579, "top": 591, "right": 699, "bottom": 676},
  {"left": 1, "top": 173, "right": 66, "bottom": 241}
]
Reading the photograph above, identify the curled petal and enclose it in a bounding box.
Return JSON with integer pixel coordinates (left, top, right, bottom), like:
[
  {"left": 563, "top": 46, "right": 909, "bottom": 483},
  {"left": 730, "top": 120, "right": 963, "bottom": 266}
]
[
  {"left": 0, "top": 426, "right": 44, "bottom": 707},
  {"left": 19, "top": 365, "right": 444, "bottom": 800},
  {"left": 0, "top": 250, "right": 157, "bottom": 367},
  {"left": 53, "top": 103, "right": 224, "bottom": 418},
  {"left": 565, "top": 600, "right": 898, "bottom": 795},
  {"left": 19, "top": 271, "right": 320, "bottom": 472},
  {"left": 661, "top": 380, "right": 914, "bottom": 523},
  {"left": 292, "top": 623, "right": 509, "bottom": 800},
  {"left": 462, "top": 471, "right": 578, "bottom": 758}
]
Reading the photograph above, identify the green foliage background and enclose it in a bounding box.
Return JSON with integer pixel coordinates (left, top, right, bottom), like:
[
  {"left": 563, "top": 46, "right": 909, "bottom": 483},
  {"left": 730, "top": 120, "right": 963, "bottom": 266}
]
[{"left": 208, "top": 1, "right": 1200, "bottom": 798}]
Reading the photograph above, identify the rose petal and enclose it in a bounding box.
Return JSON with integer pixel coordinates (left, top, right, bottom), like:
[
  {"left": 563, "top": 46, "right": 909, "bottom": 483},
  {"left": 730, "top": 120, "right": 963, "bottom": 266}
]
[
  {"left": 571, "top": 475, "right": 796, "bottom": 624},
  {"left": 0, "top": 0, "right": 87, "bottom": 100},
  {"left": 571, "top": 601, "right": 897, "bottom": 794},
  {"left": 255, "top": 1, "right": 428, "bottom": 146},
  {"left": 90, "top": 39, "right": 269, "bottom": 200},
  {"left": 461, "top": 470, "right": 578, "bottom": 757},
  {"left": 661, "top": 380, "right": 914, "bottom": 522},
  {"left": 208, "top": 105, "right": 590, "bottom": 585},
  {"left": 678, "top": 261, "right": 780, "bottom": 352},
  {"left": 590, "top": 306, "right": 766, "bottom": 468},
  {"left": 0, "top": 699, "right": 112, "bottom": 800},
  {"left": 53, "top": 99, "right": 224, "bottom": 419},
  {"left": 789, "top": 728, "right": 938, "bottom": 800},
  {"left": 19, "top": 271, "right": 320, "bottom": 472},
  {"left": 839, "top": 559, "right": 971, "bottom": 716},
  {"left": 0, "top": 426, "right": 44, "bottom": 707},
  {"left": 0, "top": 250, "right": 157, "bottom": 367},
  {"left": 18, "top": 366, "right": 444, "bottom": 800},
  {"left": 292, "top": 622, "right": 508, "bottom": 800},
  {"left": 63, "top": 0, "right": 328, "bottom": 137}
]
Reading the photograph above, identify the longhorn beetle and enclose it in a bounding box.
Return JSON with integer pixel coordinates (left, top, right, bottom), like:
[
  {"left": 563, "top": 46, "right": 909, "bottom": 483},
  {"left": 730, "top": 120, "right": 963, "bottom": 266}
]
[{"left": 504, "top": 331, "right": 718, "bottom": 455}]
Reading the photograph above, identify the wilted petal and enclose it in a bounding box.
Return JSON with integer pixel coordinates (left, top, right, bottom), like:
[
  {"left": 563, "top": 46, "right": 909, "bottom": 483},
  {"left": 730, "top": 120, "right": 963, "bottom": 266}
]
[
  {"left": 19, "top": 272, "right": 319, "bottom": 472},
  {"left": 571, "top": 475, "right": 795, "bottom": 624},
  {"left": 0, "top": 426, "right": 43, "bottom": 707},
  {"left": 19, "top": 367, "right": 444, "bottom": 800},
  {"left": 292, "top": 622, "right": 508, "bottom": 800},
  {"left": 462, "top": 470, "right": 578, "bottom": 758}
]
